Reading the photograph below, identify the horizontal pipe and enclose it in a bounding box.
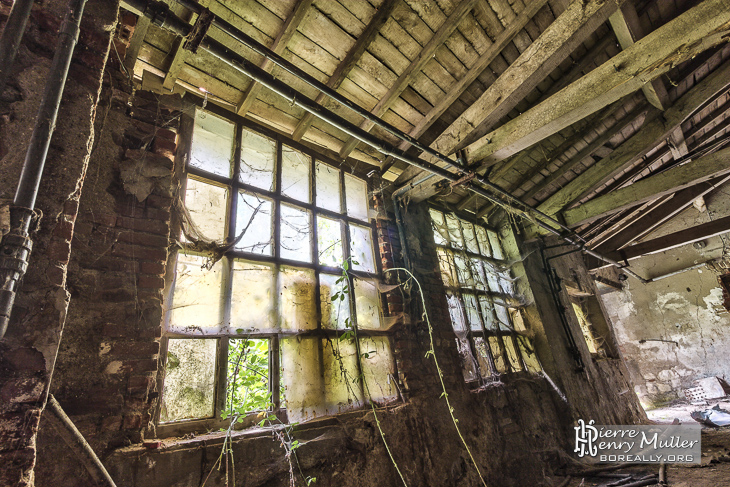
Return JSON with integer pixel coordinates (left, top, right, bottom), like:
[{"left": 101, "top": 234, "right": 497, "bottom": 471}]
[{"left": 123, "top": 0, "right": 649, "bottom": 283}]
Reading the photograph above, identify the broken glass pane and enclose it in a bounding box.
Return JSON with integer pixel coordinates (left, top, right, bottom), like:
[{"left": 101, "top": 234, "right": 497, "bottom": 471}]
[
  {"left": 487, "top": 230, "right": 504, "bottom": 259},
  {"left": 317, "top": 216, "right": 343, "bottom": 267},
  {"left": 429, "top": 208, "right": 448, "bottom": 245},
  {"left": 485, "top": 267, "right": 501, "bottom": 293},
  {"left": 517, "top": 337, "right": 541, "bottom": 373},
  {"left": 349, "top": 224, "right": 376, "bottom": 273},
  {"left": 239, "top": 128, "right": 275, "bottom": 191},
  {"left": 462, "top": 221, "right": 480, "bottom": 254},
  {"left": 354, "top": 277, "right": 381, "bottom": 329},
  {"left": 161, "top": 338, "right": 217, "bottom": 422},
  {"left": 280, "top": 204, "right": 312, "bottom": 263},
  {"left": 229, "top": 260, "right": 275, "bottom": 333},
  {"left": 323, "top": 339, "right": 363, "bottom": 414},
  {"left": 360, "top": 336, "right": 397, "bottom": 401},
  {"left": 279, "top": 267, "right": 317, "bottom": 331},
  {"left": 281, "top": 336, "right": 324, "bottom": 422},
  {"left": 320, "top": 273, "right": 350, "bottom": 330},
  {"left": 495, "top": 304, "right": 512, "bottom": 331},
  {"left": 344, "top": 173, "right": 368, "bottom": 221},
  {"left": 281, "top": 145, "right": 311, "bottom": 203},
  {"left": 463, "top": 293, "right": 482, "bottom": 331},
  {"left": 226, "top": 338, "right": 270, "bottom": 415},
  {"left": 456, "top": 337, "right": 479, "bottom": 382},
  {"left": 437, "top": 249, "right": 457, "bottom": 288},
  {"left": 315, "top": 161, "right": 341, "bottom": 213},
  {"left": 473, "top": 337, "right": 494, "bottom": 378},
  {"left": 475, "top": 226, "right": 491, "bottom": 257},
  {"left": 447, "top": 293, "right": 466, "bottom": 332},
  {"left": 471, "top": 258, "right": 487, "bottom": 291},
  {"left": 454, "top": 254, "right": 474, "bottom": 288},
  {"left": 479, "top": 296, "right": 499, "bottom": 332},
  {"left": 445, "top": 213, "right": 464, "bottom": 249},
  {"left": 190, "top": 109, "right": 235, "bottom": 177},
  {"left": 235, "top": 191, "right": 273, "bottom": 255},
  {"left": 168, "top": 253, "right": 224, "bottom": 334},
  {"left": 488, "top": 337, "right": 507, "bottom": 374},
  {"left": 184, "top": 178, "right": 228, "bottom": 242},
  {"left": 503, "top": 337, "right": 523, "bottom": 372}
]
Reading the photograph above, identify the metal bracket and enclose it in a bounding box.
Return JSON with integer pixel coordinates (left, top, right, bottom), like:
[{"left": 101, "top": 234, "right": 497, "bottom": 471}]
[
  {"left": 144, "top": 0, "right": 171, "bottom": 27},
  {"left": 449, "top": 171, "right": 476, "bottom": 188},
  {"left": 183, "top": 7, "right": 214, "bottom": 54}
]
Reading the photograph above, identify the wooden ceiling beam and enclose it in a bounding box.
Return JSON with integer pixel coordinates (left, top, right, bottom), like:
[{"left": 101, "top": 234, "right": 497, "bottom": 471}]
[
  {"left": 161, "top": 0, "right": 210, "bottom": 92},
  {"left": 591, "top": 214, "right": 730, "bottom": 267},
  {"left": 235, "top": 0, "right": 313, "bottom": 117},
  {"left": 562, "top": 146, "right": 730, "bottom": 227},
  {"left": 123, "top": 14, "right": 150, "bottom": 73},
  {"left": 536, "top": 56, "right": 730, "bottom": 217},
  {"left": 592, "top": 174, "right": 730, "bottom": 253},
  {"left": 385, "top": 0, "right": 550, "bottom": 180},
  {"left": 337, "top": 0, "right": 479, "bottom": 160},
  {"left": 431, "top": 0, "right": 624, "bottom": 159},
  {"left": 291, "top": 0, "right": 400, "bottom": 142},
  {"left": 465, "top": 0, "right": 730, "bottom": 170}
]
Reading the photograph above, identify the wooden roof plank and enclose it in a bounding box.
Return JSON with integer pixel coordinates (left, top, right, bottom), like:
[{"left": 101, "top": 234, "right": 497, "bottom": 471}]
[
  {"left": 291, "top": 0, "right": 400, "bottom": 141},
  {"left": 236, "top": 0, "right": 314, "bottom": 117},
  {"left": 466, "top": 0, "right": 730, "bottom": 171}
]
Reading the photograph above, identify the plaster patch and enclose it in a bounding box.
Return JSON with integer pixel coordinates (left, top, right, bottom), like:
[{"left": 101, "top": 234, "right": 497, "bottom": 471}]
[
  {"left": 655, "top": 292, "right": 690, "bottom": 313},
  {"left": 703, "top": 287, "right": 724, "bottom": 308}
]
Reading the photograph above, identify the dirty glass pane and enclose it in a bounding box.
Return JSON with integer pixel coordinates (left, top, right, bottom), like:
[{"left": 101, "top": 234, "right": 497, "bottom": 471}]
[
  {"left": 239, "top": 128, "right": 276, "bottom": 191},
  {"left": 235, "top": 191, "right": 273, "bottom": 255},
  {"left": 225, "top": 338, "right": 271, "bottom": 416},
  {"left": 315, "top": 161, "right": 341, "bottom": 213},
  {"left": 354, "top": 277, "right": 381, "bottom": 329},
  {"left": 320, "top": 273, "right": 350, "bottom": 330},
  {"left": 190, "top": 109, "right": 235, "bottom": 177},
  {"left": 168, "top": 254, "right": 224, "bottom": 334},
  {"left": 504, "top": 337, "right": 523, "bottom": 372},
  {"left": 517, "top": 337, "right": 541, "bottom": 373},
  {"left": 279, "top": 267, "right": 316, "bottom": 331},
  {"left": 471, "top": 258, "right": 487, "bottom": 291},
  {"left": 498, "top": 271, "right": 514, "bottom": 295},
  {"left": 454, "top": 254, "right": 473, "bottom": 288},
  {"left": 429, "top": 209, "right": 448, "bottom": 245},
  {"left": 462, "top": 222, "right": 480, "bottom": 254},
  {"left": 323, "top": 339, "right": 363, "bottom": 414},
  {"left": 510, "top": 308, "right": 527, "bottom": 332},
  {"left": 360, "top": 336, "right": 397, "bottom": 401},
  {"left": 475, "top": 226, "right": 491, "bottom": 257},
  {"left": 344, "top": 173, "right": 368, "bottom": 221},
  {"left": 281, "top": 145, "right": 311, "bottom": 203},
  {"left": 445, "top": 213, "right": 463, "bottom": 249},
  {"left": 447, "top": 293, "right": 466, "bottom": 332},
  {"left": 488, "top": 337, "right": 508, "bottom": 374},
  {"left": 317, "top": 216, "right": 343, "bottom": 267},
  {"left": 463, "top": 293, "right": 481, "bottom": 331},
  {"left": 487, "top": 230, "right": 504, "bottom": 259},
  {"left": 485, "top": 266, "right": 501, "bottom": 293},
  {"left": 437, "top": 249, "right": 457, "bottom": 288},
  {"left": 479, "top": 296, "right": 498, "bottom": 331},
  {"left": 229, "top": 260, "right": 275, "bottom": 333},
  {"left": 495, "top": 304, "right": 512, "bottom": 331},
  {"left": 349, "top": 224, "right": 376, "bottom": 273},
  {"left": 281, "top": 336, "right": 323, "bottom": 422},
  {"left": 473, "top": 337, "right": 494, "bottom": 378},
  {"left": 456, "top": 339, "right": 479, "bottom": 382},
  {"left": 184, "top": 178, "right": 228, "bottom": 242},
  {"left": 280, "top": 204, "right": 312, "bottom": 263},
  {"left": 161, "top": 338, "right": 217, "bottom": 422}
]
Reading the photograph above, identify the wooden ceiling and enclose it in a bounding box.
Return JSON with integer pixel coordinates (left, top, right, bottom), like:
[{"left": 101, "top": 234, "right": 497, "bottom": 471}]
[{"left": 122, "top": 0, "right": 730, "bottom": 259}]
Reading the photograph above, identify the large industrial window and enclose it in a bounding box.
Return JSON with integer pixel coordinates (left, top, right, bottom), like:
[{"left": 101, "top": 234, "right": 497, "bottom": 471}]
[
  {"left": 429, "top": 209, "right": 541, "bottom": 381},
  {"left": 159, "top": 108, "right": 398, "bottom": 428}
]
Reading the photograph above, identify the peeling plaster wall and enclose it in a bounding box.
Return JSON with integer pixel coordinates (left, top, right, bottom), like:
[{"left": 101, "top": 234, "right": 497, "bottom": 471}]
[{"left": 598, "top": 185, "right": 730, "bottom": 408}]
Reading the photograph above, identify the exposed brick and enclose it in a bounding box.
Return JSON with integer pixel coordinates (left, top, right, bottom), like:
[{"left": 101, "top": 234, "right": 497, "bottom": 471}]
[
  {"left": 146, "top": 207, "right": 171, "bottom": 221},
  {"left": 109, "top": 340, "right": 159, "bottom": 357},
  {"left": 116, "top": 216, "right": 169, "bottom": 236},
  {"left": 46, "top": 265, "right": 66, "bottom": 287},
  {"left": 145, "top": 194, "right": 173, "bottom": 209},
  {"left": 84, "top": 256, "right": 139, "bottom": 273},
  {"left": 152, "top": 135, "right": 176, "bottom": 159},
  {"left": 140, "top": 261, "right": 166, "bottom": 276},
  {"left": 47, "top": 239, "right": 71, "bottom": 263},
  {"left": 122, "top": 414, "right": 142, "bottom": 430},
  {"left": 137, "top": 275, "right": 165, "bottom": 289},
  {"left": 116, "top": 230, "right": 169, "bottom": 248},
  {"left": 123, "top": 359, "right": 158, "bottom": 374},
  {"left": 52, "top": 220, "right": 74, "bottom": 240},
  {"left": 63, "top": 199, "right": 79, "bottom": 217}
]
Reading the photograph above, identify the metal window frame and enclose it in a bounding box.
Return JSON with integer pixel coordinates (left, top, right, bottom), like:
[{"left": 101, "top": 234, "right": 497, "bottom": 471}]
[
  {"left": 157, "top": 105, "right": 396, "bottom": 433},
  {"left": 429, "top": 206, "right": 528, "bottom": 380}
]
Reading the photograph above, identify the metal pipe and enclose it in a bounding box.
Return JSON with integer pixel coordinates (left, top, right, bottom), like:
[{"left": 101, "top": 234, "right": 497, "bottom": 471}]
[
  {"left": 0, "top": 0, "right": 87, "bottom": 340},
  {"left": 123, "top": 0, "right": 650, "bottom": 283},
  {"left": 46, "top": 395, "right": 118, "bottom": 487},
  {"left": 0, "top": 0, "right": 35, "bottom": 95},
  {"left": 646, "top": 261, "right": 708, "bottom": 282}
]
